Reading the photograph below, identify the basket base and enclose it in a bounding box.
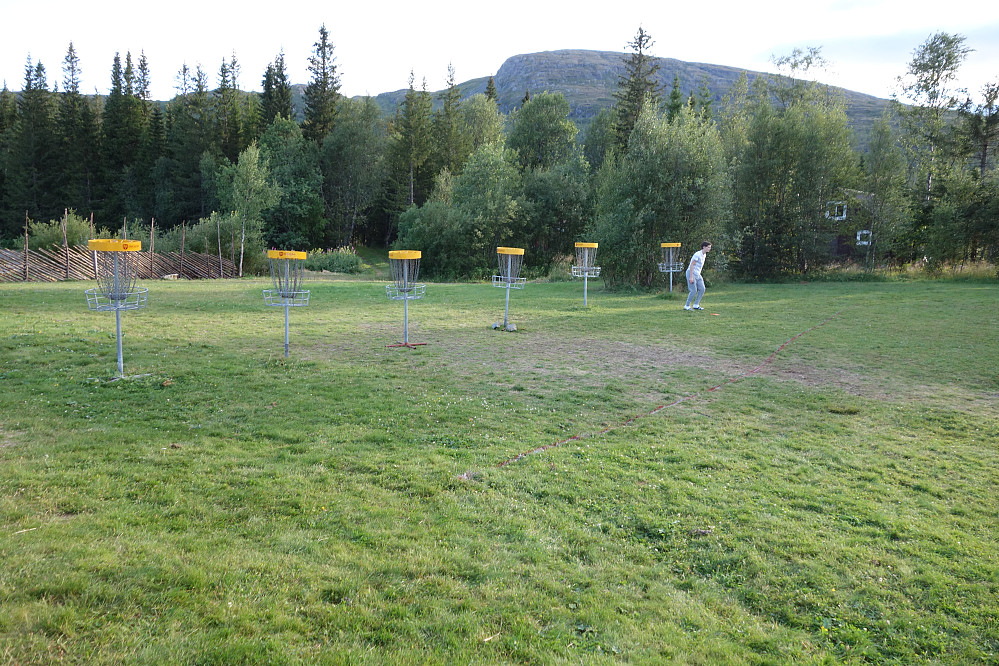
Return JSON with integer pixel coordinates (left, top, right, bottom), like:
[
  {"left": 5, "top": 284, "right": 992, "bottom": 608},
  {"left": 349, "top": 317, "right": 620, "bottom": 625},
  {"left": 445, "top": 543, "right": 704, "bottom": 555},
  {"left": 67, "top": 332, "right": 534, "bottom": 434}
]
[
  {"left": 571, "top": 266, "right": 601, "bottom": 278},
  {"left": 492, "top": 322, "right": 517, "bottom": 332},
  {"left": 386, "top": 284, "right": 426, "bottom": 300},
  {"left": 492, "top": 276, "right": 526, "bottom": 289},
  {"left": 106, "top": 372, "right": 154, "bottom": 383},
  {"left": 263, "top": 289, "right": 310, "bottom": 307},
  {"left": 386, "top": 342, "right": 428, "bottom": 348},
  {"left": 85, "top": 287, "right": 148, "bottom": 311}
]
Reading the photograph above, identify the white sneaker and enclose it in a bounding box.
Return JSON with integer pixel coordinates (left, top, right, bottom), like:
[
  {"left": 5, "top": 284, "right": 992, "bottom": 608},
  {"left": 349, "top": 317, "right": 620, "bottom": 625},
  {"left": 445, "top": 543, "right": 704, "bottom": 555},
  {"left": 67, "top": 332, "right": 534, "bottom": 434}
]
[
  {"left": 683, "top": 305, "right": 692, "bottom": 310},
  {"left": 692, "top": 305, "right": 705, "bottom": 310}
]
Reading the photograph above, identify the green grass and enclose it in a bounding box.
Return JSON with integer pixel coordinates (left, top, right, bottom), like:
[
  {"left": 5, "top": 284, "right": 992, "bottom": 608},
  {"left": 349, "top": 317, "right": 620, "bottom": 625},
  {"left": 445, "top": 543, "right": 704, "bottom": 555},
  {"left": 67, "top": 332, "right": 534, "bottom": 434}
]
[{"left": 1, "top": 277, "right": 997, "bottom": 664}]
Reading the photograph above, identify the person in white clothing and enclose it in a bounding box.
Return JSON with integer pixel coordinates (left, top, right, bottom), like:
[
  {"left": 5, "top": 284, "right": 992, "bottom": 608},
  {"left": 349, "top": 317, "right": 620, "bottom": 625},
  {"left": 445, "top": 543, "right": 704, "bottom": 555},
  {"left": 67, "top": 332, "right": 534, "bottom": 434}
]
[{"left": 684, "top": 241, "right": 712, "bottom": 311}]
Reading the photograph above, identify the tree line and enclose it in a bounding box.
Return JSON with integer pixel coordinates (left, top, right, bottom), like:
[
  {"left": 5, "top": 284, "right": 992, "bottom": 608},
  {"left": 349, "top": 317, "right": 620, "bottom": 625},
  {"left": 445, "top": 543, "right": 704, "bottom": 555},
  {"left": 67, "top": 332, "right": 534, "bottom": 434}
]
[{"left": 1, "top": 27, "right": 996, "bottom": 282}]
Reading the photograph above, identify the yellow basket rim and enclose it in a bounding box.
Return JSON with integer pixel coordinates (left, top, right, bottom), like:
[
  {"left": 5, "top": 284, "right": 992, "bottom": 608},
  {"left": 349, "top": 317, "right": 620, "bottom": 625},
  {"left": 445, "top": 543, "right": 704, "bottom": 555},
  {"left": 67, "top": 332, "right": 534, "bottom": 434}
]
[
  {"left": 497, "top": 246, "right": 525, "bottom": 255},
  {"left": 660, "top": 242, "right": 682, "bottom": 248},
  {"left": 389, "top": 250, "right": 422, "bottom": 260},
  {"left": 574, "top": 242, "right": 598, "bottom": 248},
  {"left": 267, "top": 250, "right": 307, "bottom": 260},
  {"left": 88, "top": 239, "right": 142, "bottom": 252}
]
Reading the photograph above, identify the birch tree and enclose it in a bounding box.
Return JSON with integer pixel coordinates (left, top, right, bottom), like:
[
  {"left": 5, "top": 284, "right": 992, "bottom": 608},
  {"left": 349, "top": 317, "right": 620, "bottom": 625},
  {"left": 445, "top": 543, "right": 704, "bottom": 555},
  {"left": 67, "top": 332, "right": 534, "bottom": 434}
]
[{"left": 216, "top": 144, "right": 280, "bottom": 275}]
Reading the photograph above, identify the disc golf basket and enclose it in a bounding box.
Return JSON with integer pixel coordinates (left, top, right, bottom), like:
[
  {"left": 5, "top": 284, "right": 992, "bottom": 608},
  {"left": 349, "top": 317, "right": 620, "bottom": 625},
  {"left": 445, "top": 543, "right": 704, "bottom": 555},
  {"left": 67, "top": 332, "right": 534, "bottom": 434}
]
[
  {"left": 385, "top": 250, "right": 427, "bottom": 348},
  {"left": 571, "top": 242, "right": 600, "bottom": 306},
  {"left": 85, "top": 239, "right": 148, "bottom": 378},
  {"left": 492, "top": 246, "right": 526, "bottom": 331},
  {"left": 263, "top": 250, "right": 310, "bottom": 358},
  {"left": 657, "top": 242, "right": 683, "bottom": 293}
]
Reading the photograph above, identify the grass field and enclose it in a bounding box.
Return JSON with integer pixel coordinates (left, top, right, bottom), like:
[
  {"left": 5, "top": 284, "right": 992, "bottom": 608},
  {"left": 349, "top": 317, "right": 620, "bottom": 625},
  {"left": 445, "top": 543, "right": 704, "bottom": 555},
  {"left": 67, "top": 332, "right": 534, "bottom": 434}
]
[{"left": 1, "top": 274, "right": 997, "bottom": 664}]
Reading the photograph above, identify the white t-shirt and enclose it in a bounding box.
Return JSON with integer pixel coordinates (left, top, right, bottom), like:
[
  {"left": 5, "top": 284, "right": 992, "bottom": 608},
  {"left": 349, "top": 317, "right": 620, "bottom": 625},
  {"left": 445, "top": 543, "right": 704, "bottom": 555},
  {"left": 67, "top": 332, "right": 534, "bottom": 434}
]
[{"left": 687, "top": 249, "right": 707, "bottom": 277}]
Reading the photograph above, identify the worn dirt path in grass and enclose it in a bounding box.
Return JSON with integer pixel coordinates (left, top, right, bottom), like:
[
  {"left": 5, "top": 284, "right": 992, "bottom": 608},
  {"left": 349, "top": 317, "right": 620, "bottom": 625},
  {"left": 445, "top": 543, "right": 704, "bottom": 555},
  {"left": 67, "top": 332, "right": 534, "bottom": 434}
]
[{"left": 300, "top": 313, "right": 995, "bottom": 415}]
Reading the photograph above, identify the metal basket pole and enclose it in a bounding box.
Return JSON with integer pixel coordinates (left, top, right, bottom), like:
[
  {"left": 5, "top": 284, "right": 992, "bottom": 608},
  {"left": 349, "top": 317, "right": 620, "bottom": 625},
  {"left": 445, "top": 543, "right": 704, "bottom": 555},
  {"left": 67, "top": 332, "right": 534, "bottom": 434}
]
[
  {"left": 385, "top": 250, "right": 426, "bottom": 348},
  {"left": 283, "top": 293, "right": 290, "bottom": 357},
  {"left": 503, "top": 253, "right": 512, "bottom": 327},
  {"left": 402, "top": 261, "right": 410, "bottom": 344},
  {"left": 571, "top": 242, "right": 600, "bottom": 306},
  {"left": 112, "top": 253, "right": 124, "bottom": 376},
  {"left": 492, "top": 247, "right": 526, "bottom": 331},
  {"left": 85, "top": 239, "right": 148, "bottom": 378},
  {"left": 658, "top": 243, "right": 683, "bottom": 292},
  {"left": 280, "top": 258, "right": 290, "bottom": 355},
  {"left": 263, "top": 250, "right": 310, "bottom": 357}
]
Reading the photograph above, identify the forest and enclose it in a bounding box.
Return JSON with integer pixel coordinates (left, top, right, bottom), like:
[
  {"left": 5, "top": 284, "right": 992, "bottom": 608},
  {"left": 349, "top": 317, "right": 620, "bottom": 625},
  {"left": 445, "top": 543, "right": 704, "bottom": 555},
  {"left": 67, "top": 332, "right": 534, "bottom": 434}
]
[{"left": 0, "top": 26, "right": 996, "bottom": 283}]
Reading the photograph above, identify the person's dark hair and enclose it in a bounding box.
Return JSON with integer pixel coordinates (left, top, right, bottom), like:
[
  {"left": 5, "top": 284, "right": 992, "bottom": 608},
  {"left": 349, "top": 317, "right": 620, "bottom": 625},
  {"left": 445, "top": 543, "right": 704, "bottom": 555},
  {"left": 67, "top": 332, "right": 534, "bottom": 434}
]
[{"left": 701, "top": 241, "right": 712, "bottom": 248}]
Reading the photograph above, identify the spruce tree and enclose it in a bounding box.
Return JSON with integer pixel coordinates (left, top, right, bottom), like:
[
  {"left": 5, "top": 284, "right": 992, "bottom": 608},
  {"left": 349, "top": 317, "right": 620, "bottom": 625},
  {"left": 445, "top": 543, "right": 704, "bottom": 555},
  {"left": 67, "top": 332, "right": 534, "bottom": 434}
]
[
  {"left": 164, "top": 64, "right": 214, "bottom": 223},
  {"left": 214, "top": 55, "right": 243, "bottom": 163},
  {"left": 0, "top": 86, "right": 16, "bottom": 137},
  {"left": 613, "top": 26, "right": 662, "bottom": 151},
  {"left": 432, "top": 64, "right": 466, "bottom": 175},
  {"left": 8, "top": 57, "right": 59, "bottom": 226},
  {"left": 133, "top": 50, "right": 161, "bottom": 219},
  {"left": 101, "top": 52, "right": 147, "bottom": 221},
  {"left": 485, "top": 76, "right": 498, "bottom": 103},
  {"left": 695, "top": 75, "right": 714, "bottom": 120},
  {"left": 665, "top": 73, "right": 683, "bottom": 121},
  {"left": 260, "top": 51, "right": 293, "bottom": 126},
  {"left": 57, "top": 42, "right": 100, "bottom": 214},
  {"left": 138, "top": 104, "right": 166, "bottom": 218},
  {"left": 0, "top": 85, "right": 17, "bottom": 228},
  {"left": 303, "top": 25, "right": 341, "bottom": 143},
  {"left": 393, "top": 72, "right": 433, "bottom": 206},
  {"left": 261, "top": 65, "right": 277, "bottom": 118},
  {"left": 242, "top": 86, "right": 262, "bottom": 145},
  {"left": 136, "top": 51, "right": 152, "bottom": 101},
  {"left": 101, "top": 54, "right": 145, "bottom": 172}
]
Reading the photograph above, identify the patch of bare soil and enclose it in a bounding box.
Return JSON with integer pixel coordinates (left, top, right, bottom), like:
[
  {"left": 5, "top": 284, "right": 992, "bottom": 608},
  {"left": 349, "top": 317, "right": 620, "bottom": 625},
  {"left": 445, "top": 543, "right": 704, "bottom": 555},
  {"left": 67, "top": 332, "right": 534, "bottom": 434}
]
[
  {"left": 293, "top": 324, "right": 996, "bottom": 413},
  {"left": 0, "top": 426, "right": 20, "bottom": 450},
  {"left": 759, "top": 361, "right": 893, "bottom": 399}
]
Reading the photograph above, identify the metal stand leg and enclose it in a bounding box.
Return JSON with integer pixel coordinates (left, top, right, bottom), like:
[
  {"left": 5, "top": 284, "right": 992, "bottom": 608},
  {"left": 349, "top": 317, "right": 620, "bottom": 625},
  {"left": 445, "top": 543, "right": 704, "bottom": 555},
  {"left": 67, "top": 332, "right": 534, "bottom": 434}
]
[
  {"left": 505, "top": 255, "right": 513, "bottom": 328},
  {"left": 403, "top": 297, "right": 409, "bottom": 345},
  {"left": 284, "top": 305, "right": 290, "bottom": 358},
  {"left": 583, "top": 275, "right": 589, "bottom": 306},
  {"left": 115, "top": 309, "right": 124, "bottom": 377}
]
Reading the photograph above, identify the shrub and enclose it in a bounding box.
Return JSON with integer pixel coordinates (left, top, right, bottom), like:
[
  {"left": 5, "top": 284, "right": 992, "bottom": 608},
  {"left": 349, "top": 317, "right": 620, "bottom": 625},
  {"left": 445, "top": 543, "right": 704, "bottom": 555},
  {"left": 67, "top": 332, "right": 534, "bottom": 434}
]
[
  {"left": 27, "top": 211, "right": 93, "bottom": 250},
  {"left": 304, "top": 247, "right": 362, "bottom": 274}
]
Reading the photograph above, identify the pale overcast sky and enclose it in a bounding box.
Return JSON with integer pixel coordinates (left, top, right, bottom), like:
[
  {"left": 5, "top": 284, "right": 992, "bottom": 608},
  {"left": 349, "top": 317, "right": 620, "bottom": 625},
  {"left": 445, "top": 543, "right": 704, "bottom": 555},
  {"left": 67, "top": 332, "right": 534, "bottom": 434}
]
[{"left": 1, "top": 0, "right": 997, "bottom": 103}]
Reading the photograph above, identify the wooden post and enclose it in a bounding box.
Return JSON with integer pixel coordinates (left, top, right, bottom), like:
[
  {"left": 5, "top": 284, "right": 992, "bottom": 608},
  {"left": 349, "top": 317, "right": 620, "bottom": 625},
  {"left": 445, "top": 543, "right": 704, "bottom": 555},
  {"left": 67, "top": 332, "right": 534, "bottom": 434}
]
[
  {"left": 180, "top": 221, "right": 186, "bottom": 279},
  {"left": 149, "top": 218, "right": 155, "bottom": 278},
  {"left": 62, "top": 209, "right": 70, "bottom": 280},
  {"left": 216, "top": 216, "right": 223, "bottom": 279},
  {"left": 90, "top": 213, "right": 98, "bottom": 279},
  {"left": 23, "top": 211, "right": 29, "bottom": 282}
]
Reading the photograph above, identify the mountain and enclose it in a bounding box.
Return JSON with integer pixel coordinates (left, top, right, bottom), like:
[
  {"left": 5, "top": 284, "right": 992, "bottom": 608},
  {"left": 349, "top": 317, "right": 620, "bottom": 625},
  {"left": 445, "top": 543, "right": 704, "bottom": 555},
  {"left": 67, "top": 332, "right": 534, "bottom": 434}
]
[{"left": 350, "top": 49, "right": 890, "bottom": 148}]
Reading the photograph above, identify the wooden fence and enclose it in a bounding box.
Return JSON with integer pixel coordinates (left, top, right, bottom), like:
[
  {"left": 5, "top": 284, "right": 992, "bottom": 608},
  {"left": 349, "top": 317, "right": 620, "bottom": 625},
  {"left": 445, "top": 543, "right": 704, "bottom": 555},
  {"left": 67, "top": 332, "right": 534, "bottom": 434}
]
[{"left": 0, "top": 245, "right": 237, "bottom": 282}]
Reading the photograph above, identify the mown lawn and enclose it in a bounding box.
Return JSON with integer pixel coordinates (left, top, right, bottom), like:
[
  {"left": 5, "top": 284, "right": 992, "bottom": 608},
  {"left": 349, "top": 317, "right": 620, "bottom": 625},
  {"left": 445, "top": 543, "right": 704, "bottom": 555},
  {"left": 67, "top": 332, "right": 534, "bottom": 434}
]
[{"left": 1, "top": 276, "right": 997, "bottom": 664}]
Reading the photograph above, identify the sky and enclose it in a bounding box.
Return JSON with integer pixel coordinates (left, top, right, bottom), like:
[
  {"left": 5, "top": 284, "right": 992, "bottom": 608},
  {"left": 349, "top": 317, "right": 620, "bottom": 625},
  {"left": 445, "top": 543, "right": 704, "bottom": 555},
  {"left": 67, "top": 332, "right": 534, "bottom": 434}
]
[{"left": 1, "top": 0, "right": 997, "bottom": 104}]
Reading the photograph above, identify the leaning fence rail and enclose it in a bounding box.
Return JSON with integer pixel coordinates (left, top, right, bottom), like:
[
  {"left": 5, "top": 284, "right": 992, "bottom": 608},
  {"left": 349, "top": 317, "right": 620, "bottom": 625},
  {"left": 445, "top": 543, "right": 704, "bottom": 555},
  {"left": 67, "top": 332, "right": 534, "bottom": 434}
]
[{"left": 0, "top": 245, "right": 236, "bottom": 282}]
